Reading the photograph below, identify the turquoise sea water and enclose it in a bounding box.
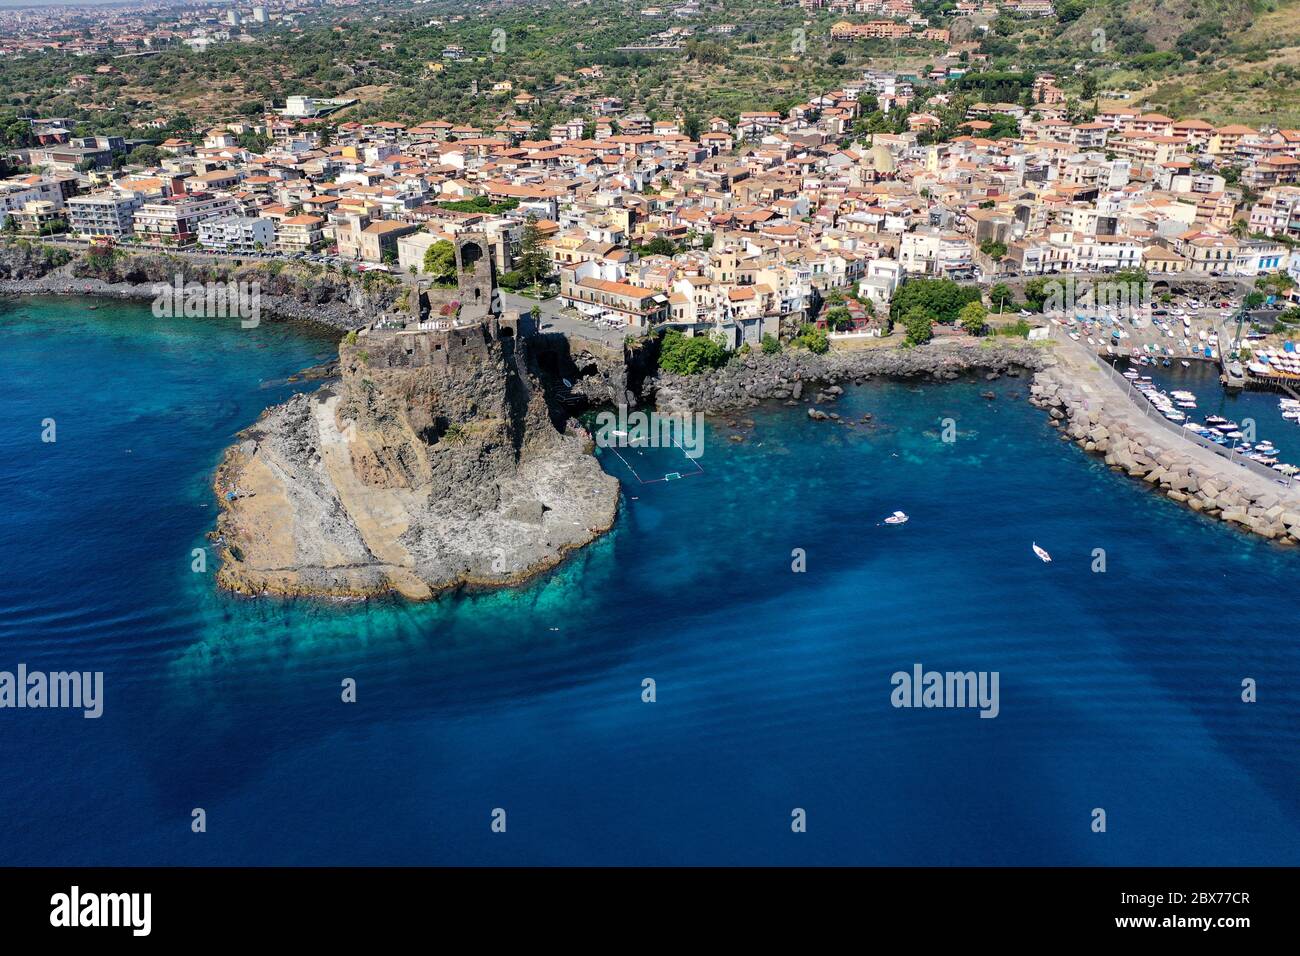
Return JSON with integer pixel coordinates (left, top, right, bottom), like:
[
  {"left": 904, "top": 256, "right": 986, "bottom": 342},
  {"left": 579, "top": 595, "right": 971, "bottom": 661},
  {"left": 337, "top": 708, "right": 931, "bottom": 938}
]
[{"left": 2, "top": 296, "right": 1298, "bottom": 866}]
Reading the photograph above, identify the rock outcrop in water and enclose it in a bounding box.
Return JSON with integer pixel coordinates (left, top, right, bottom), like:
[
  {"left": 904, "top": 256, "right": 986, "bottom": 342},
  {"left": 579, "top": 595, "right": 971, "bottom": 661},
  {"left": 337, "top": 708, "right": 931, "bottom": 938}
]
[
  {"left": 213, "top": 235, "right": 618, "bottom": 599},
  {"left": 650, "top": 340, "right": 1048, "bottom": 413}
]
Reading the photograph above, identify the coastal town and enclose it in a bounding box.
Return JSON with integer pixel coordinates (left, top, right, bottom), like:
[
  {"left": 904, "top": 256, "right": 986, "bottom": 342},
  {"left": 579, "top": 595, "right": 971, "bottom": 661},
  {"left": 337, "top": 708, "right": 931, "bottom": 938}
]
[
  {"left": 3, "top": 42, "right": 1299, "bottom": 347},
  {"left": 6, "top": 0, "right": 1300, "bottom": 544},
  {"left": 5, "top": 0, "right": 1300, "bottom": 895}
]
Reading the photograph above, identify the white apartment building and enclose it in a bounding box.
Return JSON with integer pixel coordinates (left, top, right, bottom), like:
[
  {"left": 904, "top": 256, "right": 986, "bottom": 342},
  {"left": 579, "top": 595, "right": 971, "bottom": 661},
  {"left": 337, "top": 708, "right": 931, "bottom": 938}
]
[
  {"left": 899, "top": 230, "right": 973, "bottom": 276},
  {"left": 1249, "top": 187, "right": 1300, "bottom": 240},
  {"left": 66, "top": 190, "right": 143, "bottom": 239},
  {"left": 133, "top": 192, "right": 240, "bottom": 245},
  {"left": 0, "top": 177, "right": 69, "bottom": 226},
  {"left": 1070, "top": 234, "right": 1143, "bottom": 272},
  {"left": 197, "top": 215, "right": 276, "bottom": 254}
]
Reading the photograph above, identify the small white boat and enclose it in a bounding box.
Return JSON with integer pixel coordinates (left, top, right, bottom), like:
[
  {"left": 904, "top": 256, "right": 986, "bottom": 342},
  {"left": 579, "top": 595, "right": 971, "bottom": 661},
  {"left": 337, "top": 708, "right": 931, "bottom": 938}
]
[
  {"left": 1032, "top": 542, "right": 1051, "bottom": 563},
  {"left": 884, "top": 511, "right": 909, "bottom": 525}
]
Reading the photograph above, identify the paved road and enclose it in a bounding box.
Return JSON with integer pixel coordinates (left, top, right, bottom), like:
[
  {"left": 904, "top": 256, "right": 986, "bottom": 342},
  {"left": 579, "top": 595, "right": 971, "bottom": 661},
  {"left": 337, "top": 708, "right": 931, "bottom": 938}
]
[{"left": 499, "top": 291, "right": 628, "bottom": 348}]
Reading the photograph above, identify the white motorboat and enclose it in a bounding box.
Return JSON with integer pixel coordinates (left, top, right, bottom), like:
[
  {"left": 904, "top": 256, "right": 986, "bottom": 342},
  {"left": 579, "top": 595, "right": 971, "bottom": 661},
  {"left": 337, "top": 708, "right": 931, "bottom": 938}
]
[
  {"left": 884, "top": 511, "right": 909, "bottom": 525},
  {"left": 1032, "top": 542, "right": 1052, "bottom": 563}
]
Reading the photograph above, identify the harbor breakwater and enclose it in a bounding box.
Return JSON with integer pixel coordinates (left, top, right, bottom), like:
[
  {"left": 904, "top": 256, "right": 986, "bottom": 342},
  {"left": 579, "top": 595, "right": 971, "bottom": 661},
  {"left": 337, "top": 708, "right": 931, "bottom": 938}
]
[{"left": 1030, "top": 348, "right": 1300, "bottom": 544}]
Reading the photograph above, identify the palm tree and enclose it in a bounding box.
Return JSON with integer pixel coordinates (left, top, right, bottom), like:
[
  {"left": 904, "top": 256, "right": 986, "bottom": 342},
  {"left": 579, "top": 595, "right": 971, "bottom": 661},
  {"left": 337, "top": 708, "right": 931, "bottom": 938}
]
[{"left": 1229, "top": 218, "right": 1251, "bottom": 239}]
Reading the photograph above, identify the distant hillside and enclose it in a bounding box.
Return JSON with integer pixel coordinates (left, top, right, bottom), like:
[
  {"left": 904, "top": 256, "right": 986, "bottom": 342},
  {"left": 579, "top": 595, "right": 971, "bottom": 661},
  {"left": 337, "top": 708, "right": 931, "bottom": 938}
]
[
  {"left": 1078, "top": 0, "right": 1300, "bottom": 126},
  {"left": 1057, "top": 0, "right": 1258, "bottom": 54}
]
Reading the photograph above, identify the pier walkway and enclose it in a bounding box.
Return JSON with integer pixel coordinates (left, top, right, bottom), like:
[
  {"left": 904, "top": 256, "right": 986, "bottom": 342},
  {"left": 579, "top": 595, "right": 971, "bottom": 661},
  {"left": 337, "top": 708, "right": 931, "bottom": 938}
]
[{"left": 1050, "top": 336, "right": 1300, "bottom": 503}]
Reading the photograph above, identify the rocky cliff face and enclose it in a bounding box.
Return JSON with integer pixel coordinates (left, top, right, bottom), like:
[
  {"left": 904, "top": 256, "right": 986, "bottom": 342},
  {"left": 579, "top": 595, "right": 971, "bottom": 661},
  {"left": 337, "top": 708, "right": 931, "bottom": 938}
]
[
  {"left": 0, "top": 242, "right": 400, "bottom": 329},
  {"left": 213, "top": 312, "right": 618, "bottom": 601}
]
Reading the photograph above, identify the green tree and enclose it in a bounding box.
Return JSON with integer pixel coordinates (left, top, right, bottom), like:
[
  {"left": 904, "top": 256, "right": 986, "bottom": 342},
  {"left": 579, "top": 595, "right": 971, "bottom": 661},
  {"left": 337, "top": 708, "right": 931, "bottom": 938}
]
[
  {"left": 1022, "top": 278, "right": 1051, "bottom": 312},
  {"left": 126, "top": 144, "right": 162, "bottom": 166},
  {"left": 901, "top": 308, "right": 934, "bottom": 346},
  {"left": 989, "top": 282, "right": 1016, "bottom": 313},
  {"left": 792, "top": 323, "right": 829, "bottom": 354},
  {"left": 638, "top": 236, "right": 678, "bottom": 257},
  {"left": 760, "top": 333, "right": 781, "bottom": 355},
  {"left": 422, "top": 239, "right": 456, "bottom": 285},
  {"left": 890, "top": 278, "right": 981, "bottom": 325},
  {"left": 517, "top": 214, "right": 550, "bottom": 292},
  {"left": 823, "top": 305, "right": 853, "bottom": 331},
  {"left": 658, "top": 329, "right": 729, "bottom": 374},
  {"left": 959, "top": 301, "right": 988, "bottom": 336}
]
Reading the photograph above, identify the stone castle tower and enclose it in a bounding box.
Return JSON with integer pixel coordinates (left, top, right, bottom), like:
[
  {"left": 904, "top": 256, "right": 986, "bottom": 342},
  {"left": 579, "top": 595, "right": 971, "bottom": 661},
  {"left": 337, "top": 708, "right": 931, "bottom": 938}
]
[
  {"left": 404, "top": 232, "right": 499, "bottom": 326},
  {"left": 361, "top": 232, "right": 516, "bottom": 372}
]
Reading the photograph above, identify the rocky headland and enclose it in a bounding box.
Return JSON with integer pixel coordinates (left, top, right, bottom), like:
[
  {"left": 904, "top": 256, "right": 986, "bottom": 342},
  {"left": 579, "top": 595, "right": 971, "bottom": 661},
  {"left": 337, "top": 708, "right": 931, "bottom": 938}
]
[{"left": 212, "top": 236, "right": 618, "bottom": 600}]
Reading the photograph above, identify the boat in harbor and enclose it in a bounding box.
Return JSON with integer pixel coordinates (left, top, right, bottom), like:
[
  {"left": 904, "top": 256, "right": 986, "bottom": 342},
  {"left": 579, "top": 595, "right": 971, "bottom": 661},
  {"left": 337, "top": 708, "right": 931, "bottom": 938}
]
[{"left": 1032, "top": 542, "right": 1051, "bottom": 563}]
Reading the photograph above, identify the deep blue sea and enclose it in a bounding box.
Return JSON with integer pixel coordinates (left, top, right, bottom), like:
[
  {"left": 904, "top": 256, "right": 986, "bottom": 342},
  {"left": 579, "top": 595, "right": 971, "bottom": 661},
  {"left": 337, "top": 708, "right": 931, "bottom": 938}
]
[{"left": 2, "top": 296, "right": 1298, "bottom": 866}]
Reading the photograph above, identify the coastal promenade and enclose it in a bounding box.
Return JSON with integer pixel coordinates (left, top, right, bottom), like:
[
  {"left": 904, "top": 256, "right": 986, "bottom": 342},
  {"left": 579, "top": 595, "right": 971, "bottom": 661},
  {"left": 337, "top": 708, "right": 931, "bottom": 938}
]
[{"left": 1033, "top": 338, "right": 1300, "bottom": 542}]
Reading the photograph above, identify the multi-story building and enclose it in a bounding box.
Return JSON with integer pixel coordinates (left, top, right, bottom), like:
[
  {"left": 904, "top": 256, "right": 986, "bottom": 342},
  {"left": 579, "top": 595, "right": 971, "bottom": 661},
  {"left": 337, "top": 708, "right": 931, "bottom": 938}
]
[
  {"left": 351, "top": 219, "right": 421, "bottom": 263},
  {"left": 1249, "top": 186, "right": 1300, "bottom": 240},
  {"left": 275, "top": 214, "right": 326, "bottom": 254},
  {"left": 133, "top": 192, "right": 240, "bottom": 246},
  {"left": 0, "top": 175, "right": 71, "bottom": 225},
  {"left": 196, "top": 215, "right": 276, "bottom": 254},
  {"left": 561, "top": 261, "right": 671, "bottom": 330},
  {"left": 8, "top": 199, "right": 64, "bottom": 234},
  {"left": 66, "top": 190, "right": 143, "bottom": 239}
]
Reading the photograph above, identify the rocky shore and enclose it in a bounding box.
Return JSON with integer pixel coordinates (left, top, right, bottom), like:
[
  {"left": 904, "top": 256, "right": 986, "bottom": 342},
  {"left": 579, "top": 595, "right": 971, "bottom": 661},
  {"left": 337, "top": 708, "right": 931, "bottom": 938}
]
[
  {"left": 213, "top": 383, "right": 618, "bottom": 601},
  {"left": 212, "top": 237, "right": 620, "bottom": 601},
  {"left": 0, "top": 242, "right": 399, "bottom": 330},
  {"left": 0, "top": 273, "right": 366, "bottom": 331},
  {"left": 1030, "top": 350, "right": 1300, "bottom": 544},
  {"left": 649, "top": 339, "right": 1049, "bottom": 414}
]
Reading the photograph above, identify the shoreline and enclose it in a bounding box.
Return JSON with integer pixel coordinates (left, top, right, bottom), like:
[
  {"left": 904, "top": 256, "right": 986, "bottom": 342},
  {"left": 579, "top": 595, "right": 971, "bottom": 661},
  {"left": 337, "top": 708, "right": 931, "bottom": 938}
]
[
  {"left": 649, "top": 339, "right": 1052, "bottom": 414},
  {"left": 0, "top": 275, "right": 362, "bottom": 333},
  {"left": 11, "top": 282, "right": 1295, "bottom": 561}
]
